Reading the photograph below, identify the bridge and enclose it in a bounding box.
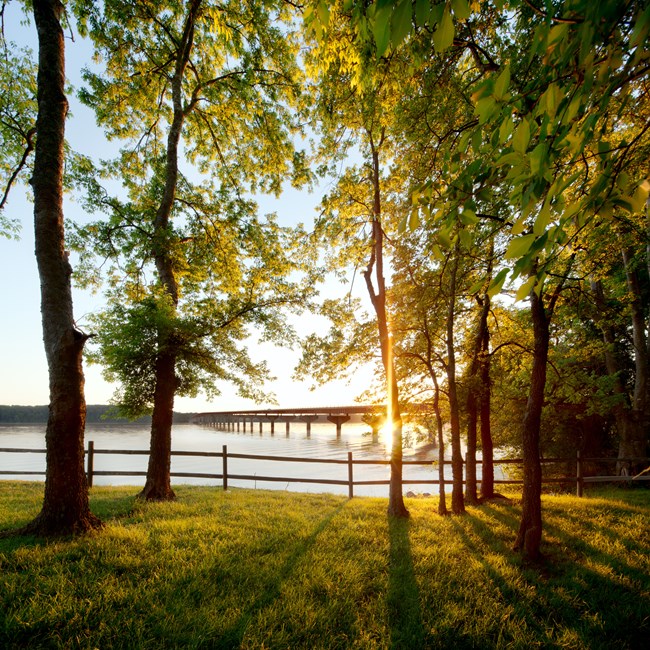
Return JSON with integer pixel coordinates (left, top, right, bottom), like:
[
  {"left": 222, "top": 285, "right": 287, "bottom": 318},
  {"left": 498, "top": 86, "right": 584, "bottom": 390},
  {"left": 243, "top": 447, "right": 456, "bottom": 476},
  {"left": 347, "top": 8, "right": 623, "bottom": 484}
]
[{"left": 191, "top": 405, "right": 389, "bottom": 437}]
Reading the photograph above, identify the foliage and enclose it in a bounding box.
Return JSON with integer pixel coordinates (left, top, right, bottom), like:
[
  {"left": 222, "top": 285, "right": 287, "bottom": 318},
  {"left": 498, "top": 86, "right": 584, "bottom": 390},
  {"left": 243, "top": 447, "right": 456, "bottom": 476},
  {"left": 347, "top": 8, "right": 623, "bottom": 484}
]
[
  {"left": 0, "top": 9, "right": 37, "bottom": 235},
  {"left": 70, "top": 0, "right": 315, "bottom": 418},
  {"left": 1, "top": 483, "right": 649, "bottom": 648}
]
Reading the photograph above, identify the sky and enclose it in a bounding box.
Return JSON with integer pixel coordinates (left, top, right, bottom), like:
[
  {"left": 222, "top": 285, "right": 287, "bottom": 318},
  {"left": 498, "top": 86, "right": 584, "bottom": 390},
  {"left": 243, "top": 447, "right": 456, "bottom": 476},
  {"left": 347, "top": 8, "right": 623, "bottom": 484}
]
[{"left": 0, "top": 7, "right": 376, "bottom": 414}]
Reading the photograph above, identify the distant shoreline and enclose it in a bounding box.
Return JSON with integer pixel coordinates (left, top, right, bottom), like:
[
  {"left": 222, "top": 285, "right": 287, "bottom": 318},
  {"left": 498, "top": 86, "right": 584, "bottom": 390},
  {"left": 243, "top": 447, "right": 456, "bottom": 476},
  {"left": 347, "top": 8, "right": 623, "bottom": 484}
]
[{"left": 0, "top": 405, "right": 193, "bottom": 424}]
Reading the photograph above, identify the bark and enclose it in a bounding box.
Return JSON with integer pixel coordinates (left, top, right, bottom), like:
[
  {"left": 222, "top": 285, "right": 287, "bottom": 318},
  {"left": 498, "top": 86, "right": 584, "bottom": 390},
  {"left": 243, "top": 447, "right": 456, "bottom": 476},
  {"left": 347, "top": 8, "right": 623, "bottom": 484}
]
[
  {"left": 620, "top": 249, "right": 650, "bottom": 471},
  {"left": 446, "top": 248, "right": 465, "bottom": 515},
  {"left": 431, "top": 372, "right": 448, "bottom": 515},
  {"left": 465, "top": 388, "right": 478, "bottom": 504},
  {"left": 591, "top": 276, "right": 649, "bottom": 475},
  {"left": 466, "top": 292, "right": 493, "bottom": 503},
  {"left": 365, "top": 134, "right": 408, "bottom": 519},
  {"left": 479, "top": 316, "right": 494, "bottom": 499},
  {"left": 23, "top": 0, "right": 101, "bottom": 535},
  {"left": 514, "top": 289, "right": 547, "bottom": 561},
  {"left": 140, "top": 0, "right": 202, "bottom": 500}
]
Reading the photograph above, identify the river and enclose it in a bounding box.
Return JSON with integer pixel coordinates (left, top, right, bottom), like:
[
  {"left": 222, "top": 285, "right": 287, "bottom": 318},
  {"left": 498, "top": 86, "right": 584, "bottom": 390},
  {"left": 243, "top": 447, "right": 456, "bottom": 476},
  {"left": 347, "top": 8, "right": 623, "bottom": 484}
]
[{"left": 0, "top": 421, "right": 486, "bottom": 497}]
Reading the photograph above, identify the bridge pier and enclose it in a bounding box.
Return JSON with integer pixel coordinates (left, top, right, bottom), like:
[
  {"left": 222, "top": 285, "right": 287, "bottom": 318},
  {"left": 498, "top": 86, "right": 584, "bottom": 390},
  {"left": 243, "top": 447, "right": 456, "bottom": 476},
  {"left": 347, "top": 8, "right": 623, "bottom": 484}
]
[
  {"left": 301, "top": 415, "right": 318, "bottom": 437},
  {"left": 327, "top": 414, "right": 351, "bottom": 437}
]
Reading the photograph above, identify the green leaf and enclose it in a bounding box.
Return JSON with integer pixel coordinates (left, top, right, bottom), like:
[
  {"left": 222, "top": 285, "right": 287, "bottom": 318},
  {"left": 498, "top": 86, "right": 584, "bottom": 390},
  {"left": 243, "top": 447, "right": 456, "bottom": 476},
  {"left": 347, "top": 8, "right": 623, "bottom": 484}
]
[
  {"left": 493, "top": 65, "right": 510, "bottom": 101},
  {"left": 512, "top": 119, "right": 530, "bottom": 153},
  {"left": 373, "top": 5, "right": 392, "bottom": 58},
  {"left": 499, "top": 113, "right": 514, "bottom": 143},
  {"left": 460, "top": 208, "right": 478, "bottom": 225},
  {"left": 529, "top": 142, "right": 547, "bottom": 175},
  {"left": 451, "top": 0, "right": 471, "bottom": 21},
  {"left": 432, "top": 7, "right": 455, "bottom": 53},
  {"left": 316, "top": 2, "right": 330, "bottom": 27},
  {"left": 533, "top": 200, "right": 551, "bottom": 236},
  {"left": 408, "top": 207, "right": 420, "bottom": 230},
  {"left": 562, "top": 97, "right": 581, "bottom": 125},
  {"left": 487, "top": 268, "right": 509, "bottom": 299},
  {"left": 430, "top": 243, "right": 444, "bottom": 261},
  {"left": 511, "top": 214, "right": 528, "bottom": 236},
  {"left": 415, "top": 0, "right": 430, "bottom": 26},
  {"left": 496, "top": 151, "right": 522, "bottom": 167},
  {"left": 459, "top": 228, "right": 472, "bottom": 249},
  {"left": 630, "top": 4, "right": 650, "bottom": 49},
  {"left": 391, "top": 0, "right": 412, "bottom": 48},
  {"left": 505, "top": 234, "right": 536, "bottom": 259},
  {"left": 468, "top": 278, "right": 485, "bottom": 294},
  {"left": 548, "top": 23, "right": 569, "bottom": 47},
  {"left": 515, "top": 275, "right": 536, "bottom": 302},
  {"left": 471, "top": 128, "right": 482, "bottom": 152},
  {"left": 437, "top": 227, "right": 452, "bottom": 248},
  {"left": 475, "top": 97, "right": 496, "bottom": 125},
  {"left": 542, "top": 83, "right": 562, "bottom": 118},
  {"left": 457, "top": 130, "right": 471, "bottom": 153}
]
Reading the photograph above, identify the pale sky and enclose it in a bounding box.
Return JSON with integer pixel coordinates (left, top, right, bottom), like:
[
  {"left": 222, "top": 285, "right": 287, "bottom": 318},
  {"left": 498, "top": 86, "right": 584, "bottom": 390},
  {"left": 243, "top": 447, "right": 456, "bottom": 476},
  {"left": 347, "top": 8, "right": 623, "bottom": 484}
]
[{"left": 0, "top": 8, "right": 376, "bottom": 414}]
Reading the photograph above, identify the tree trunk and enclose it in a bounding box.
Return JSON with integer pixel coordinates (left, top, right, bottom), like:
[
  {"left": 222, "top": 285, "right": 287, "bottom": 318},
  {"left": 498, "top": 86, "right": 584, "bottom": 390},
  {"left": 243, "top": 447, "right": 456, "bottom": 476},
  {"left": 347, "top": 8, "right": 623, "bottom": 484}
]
[
  {"left": 23, "top": 0, "right": 101, "bottom": 535},
  {"left": 465, "top": 389, "right": 478, "bottom": 504},
  {"left": 141, "top": 0, "right": 201, "bottom": 500},
  {"left": 479, "top": 317, "right": 494, "bottom": 499},
  {"left": 514, "top": 288, "right": 547, "bottom": 561},
  {"left": 620, "top": 249, "right": 650, "bottom": 472},
  {"left": 591, "top": 277, "right": 648, "bottom": 475},
  {"left": 431, "top": 372, "right": 448, "bottom": 515},
  {"left": 365, "top": 135, "right": 408, "bottom": 519},
  {"left": 140, "top": 351, "right": 177, "bottom": 500},
  {"left": 446, "top": 247, "right": 465, "bottom": 515}
]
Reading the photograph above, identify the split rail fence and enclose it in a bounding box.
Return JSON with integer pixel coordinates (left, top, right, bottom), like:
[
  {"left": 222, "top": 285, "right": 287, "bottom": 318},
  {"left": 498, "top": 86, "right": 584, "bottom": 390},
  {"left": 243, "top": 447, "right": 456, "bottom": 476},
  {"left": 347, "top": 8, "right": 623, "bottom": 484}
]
[{"left": 1, "top": 443, "right": 649, "bottom": 497}]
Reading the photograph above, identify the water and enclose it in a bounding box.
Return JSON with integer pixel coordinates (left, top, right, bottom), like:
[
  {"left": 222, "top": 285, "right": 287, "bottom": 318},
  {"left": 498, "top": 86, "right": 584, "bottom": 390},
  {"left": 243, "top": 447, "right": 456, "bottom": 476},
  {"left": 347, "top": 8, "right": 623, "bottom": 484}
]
[{"left": 0, "top": 421, "right": 475, "bottom": 497}]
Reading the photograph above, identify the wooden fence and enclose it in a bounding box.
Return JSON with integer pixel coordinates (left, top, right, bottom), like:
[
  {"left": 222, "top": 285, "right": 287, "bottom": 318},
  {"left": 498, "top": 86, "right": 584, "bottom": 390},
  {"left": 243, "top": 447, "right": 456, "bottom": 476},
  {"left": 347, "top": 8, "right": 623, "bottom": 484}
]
[{"left": 1, "top": 443, "right": 649, "bottom": 498}]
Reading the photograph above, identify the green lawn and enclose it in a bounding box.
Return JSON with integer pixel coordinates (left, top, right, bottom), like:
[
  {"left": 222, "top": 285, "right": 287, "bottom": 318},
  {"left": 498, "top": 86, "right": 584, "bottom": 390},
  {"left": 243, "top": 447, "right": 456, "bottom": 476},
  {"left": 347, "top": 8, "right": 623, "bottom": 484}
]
[{"left": 1, "top": 483, "right": 648, "bottom": 649}]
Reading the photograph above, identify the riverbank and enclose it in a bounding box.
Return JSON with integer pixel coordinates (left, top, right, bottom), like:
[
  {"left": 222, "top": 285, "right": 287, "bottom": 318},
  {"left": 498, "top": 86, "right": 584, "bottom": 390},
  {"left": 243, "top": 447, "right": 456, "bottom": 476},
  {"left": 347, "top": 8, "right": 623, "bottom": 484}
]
[
  {"left": 0, "top": 404, "right": 193, "bottom": 424},
  {"left": 1, "top": 483, "right": 648, "bottom": 648}
]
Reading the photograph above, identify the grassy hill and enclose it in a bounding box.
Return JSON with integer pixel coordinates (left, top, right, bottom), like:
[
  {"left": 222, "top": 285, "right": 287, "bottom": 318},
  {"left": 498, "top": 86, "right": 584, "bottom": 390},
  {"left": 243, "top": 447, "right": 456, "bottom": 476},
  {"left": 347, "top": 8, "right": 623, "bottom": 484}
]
[{"left": 1, "top": 484, "right": 648, "bottom": 649}]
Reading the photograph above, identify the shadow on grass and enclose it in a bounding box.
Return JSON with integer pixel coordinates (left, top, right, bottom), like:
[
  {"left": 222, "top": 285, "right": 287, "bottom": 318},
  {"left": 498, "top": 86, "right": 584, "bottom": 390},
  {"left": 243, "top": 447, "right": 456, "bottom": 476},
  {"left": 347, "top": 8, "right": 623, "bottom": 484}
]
[
  {"left": 387, "top": 516, "right": 428, "bottom": 649},
  {"left": 462, "top": 504, "right": 650, "bottom": 649},
  {"left": 212, "top": 501, "right": 348, "bottom": 649}
]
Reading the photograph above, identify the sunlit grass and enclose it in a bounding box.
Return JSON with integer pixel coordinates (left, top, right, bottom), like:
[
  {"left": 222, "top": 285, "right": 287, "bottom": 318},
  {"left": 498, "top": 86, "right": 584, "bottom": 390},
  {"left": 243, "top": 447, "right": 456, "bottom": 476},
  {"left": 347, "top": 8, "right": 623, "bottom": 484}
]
[{"left": 0, "top": 482, "right": 648, "bottom": 649}]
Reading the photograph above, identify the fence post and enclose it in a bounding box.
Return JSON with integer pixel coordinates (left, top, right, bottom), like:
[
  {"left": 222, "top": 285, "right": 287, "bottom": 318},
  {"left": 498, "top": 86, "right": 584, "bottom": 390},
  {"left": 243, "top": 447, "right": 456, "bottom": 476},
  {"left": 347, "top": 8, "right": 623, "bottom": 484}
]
[
  {"left": 222, "top": 444, "right": 228, "bottom": 491},
  {"left": 86, "top": 440, "right": 94, "bottom": 488},
  {"left": 576, "top": 449, "right": 583, "bottom": 497},
  {"left": 348, "top": 451, "right": 354, "bottom": 499}
]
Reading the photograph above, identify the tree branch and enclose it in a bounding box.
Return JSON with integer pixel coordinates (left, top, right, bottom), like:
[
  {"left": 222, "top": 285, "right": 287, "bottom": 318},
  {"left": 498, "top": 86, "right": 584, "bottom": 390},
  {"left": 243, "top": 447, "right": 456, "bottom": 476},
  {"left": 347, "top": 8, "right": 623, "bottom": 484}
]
[{"left": 0, "top": 126, "right": 35, "bottom": 211}]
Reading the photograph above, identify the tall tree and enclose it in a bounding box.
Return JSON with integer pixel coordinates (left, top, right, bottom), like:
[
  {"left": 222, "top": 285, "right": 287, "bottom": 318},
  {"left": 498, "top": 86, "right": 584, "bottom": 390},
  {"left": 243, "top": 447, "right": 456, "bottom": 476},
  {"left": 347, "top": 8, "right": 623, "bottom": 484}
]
[
  {"left": 75, "top": 0, "right": 311, "bottom": 500},
  {"left": 304, "top": 0, "right": 414, "bottom": 517},
  {"left": 354, "top": 0, "right": 649, "bottom": 560},
  {"left": 20, "top": 0, "right": 101, "bottom": 535}
]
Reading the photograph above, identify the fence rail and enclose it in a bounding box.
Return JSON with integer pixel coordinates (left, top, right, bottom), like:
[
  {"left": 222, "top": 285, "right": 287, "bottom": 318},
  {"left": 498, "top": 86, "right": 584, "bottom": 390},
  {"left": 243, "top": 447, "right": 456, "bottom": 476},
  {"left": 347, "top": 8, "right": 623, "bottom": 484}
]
[{"left": 1, "top": 443, "right": 649, "bottom": 498}]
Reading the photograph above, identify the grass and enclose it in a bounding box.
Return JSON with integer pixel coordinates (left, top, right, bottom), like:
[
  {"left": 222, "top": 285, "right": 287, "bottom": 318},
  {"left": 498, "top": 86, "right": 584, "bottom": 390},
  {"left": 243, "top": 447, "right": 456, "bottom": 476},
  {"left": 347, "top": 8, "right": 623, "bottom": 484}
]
[{"left": 0, "top": 483, "right": 648, "bottom": 649}]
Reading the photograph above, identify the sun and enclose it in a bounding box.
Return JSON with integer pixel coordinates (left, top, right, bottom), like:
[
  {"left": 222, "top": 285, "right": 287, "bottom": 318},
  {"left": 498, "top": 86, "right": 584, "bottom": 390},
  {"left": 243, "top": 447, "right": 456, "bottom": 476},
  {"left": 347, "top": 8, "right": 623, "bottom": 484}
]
[{"left": 380, "top": 419, "right": 393, "bottom": 448}]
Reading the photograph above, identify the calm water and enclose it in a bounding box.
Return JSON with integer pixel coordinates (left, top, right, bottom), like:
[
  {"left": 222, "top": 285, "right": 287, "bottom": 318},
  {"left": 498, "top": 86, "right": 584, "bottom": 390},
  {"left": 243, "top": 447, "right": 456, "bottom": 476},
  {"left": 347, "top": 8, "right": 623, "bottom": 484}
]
[{"left": 0, "top": 421, "right": 480, "bottom": 497}]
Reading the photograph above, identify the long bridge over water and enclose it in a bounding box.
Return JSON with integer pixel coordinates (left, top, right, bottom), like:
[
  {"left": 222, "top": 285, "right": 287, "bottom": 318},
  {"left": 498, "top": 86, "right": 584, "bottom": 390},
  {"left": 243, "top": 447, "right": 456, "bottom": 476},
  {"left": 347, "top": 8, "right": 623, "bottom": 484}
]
[{"left": 192, "top": 404, "right": 429, "bottom": 437}]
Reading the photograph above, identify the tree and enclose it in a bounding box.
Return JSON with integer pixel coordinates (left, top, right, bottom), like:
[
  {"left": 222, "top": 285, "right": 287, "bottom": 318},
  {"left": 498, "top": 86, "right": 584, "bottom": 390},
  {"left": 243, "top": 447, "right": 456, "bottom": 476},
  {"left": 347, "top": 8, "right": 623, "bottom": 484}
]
[
  {"left": 350, "top": 0, "right": 650, "bottom": 560},
  {"left": 303, "top": 0, "right": 416, "bottom": 517},
  {"left": 74, "top": 0, "right": 312, "bottom": 500},
  {"left": 18, "top": 0, "right": 101, "bottom": 535}
]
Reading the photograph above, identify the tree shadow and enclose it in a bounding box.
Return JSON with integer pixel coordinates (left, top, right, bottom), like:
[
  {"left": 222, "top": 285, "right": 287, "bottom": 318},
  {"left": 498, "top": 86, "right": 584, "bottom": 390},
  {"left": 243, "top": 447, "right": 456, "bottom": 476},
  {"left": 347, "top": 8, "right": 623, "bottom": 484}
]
[
  {"left": 211, "top": 501, "right": 348, "bottom": 649},
  {"left": 461, "top": 506, "right": 650, "bottom": 649},
  {"left": 386, "top": 516, "right": 428, "bottom": 649}
]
